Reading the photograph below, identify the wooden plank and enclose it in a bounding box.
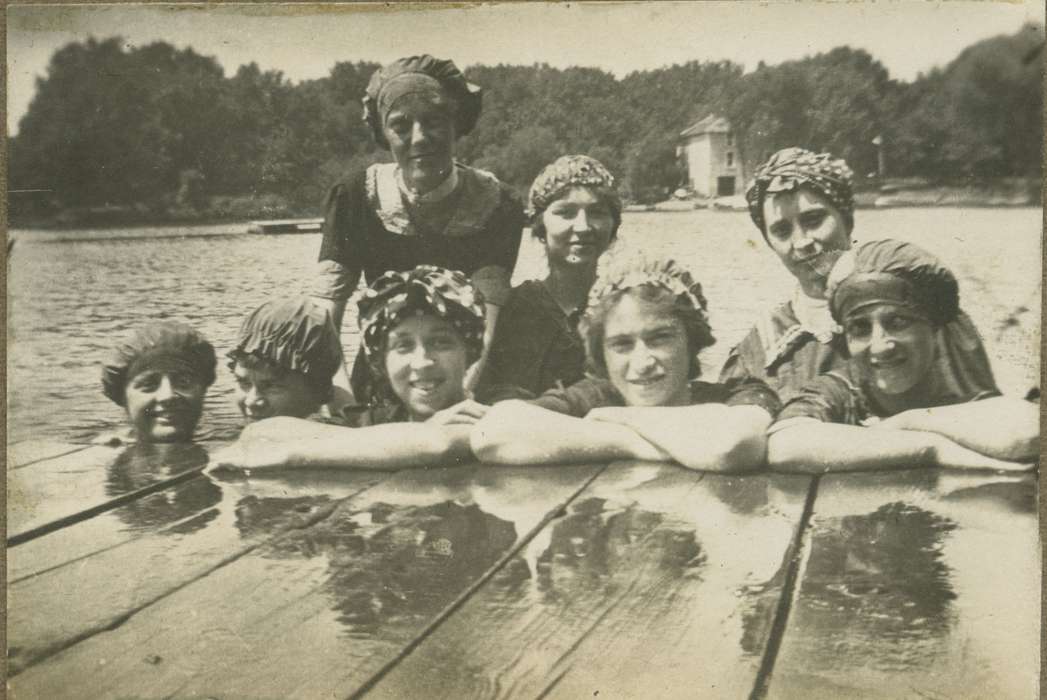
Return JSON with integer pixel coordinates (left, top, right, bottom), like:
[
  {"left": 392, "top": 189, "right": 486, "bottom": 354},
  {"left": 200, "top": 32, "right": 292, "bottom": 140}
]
[
  {"left": 9, "top": 463, "right": 603, "bottom": 699},
  {"left": 767, "top": 469, "right": 1039, "bottom": 700},
  {"left": 8, "top": 441, "right": 93, "bottom": 468},
  {"left": 8, "top": 468, "right": 385, "bottom": 675},
  {"left": 365, "top": 463, "right": 815, "bottom": 700},
  {"left": 7, "top": 443, "right": 208, "bottom": 542}
]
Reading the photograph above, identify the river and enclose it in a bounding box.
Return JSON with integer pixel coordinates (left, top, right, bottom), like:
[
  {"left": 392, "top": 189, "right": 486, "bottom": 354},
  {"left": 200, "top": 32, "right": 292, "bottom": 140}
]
[{"left": 8, "top": 207, "right": 1041, "bottom": 444}]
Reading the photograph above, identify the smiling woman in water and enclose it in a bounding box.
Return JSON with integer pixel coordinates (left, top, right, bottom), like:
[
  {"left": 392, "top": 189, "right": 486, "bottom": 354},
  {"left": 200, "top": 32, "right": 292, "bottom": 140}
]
[
  {"left": 767, "top": 239, "right": 1039, "bottom": 473},
  {"left": 211, "top": 266, "right": 528, "bottom": 473},
  {"left": 471, "top": 254, "right": 781, "bottom": 472},
  {"left": 100, "top": 321, "right": 216, "bottom": 444}
]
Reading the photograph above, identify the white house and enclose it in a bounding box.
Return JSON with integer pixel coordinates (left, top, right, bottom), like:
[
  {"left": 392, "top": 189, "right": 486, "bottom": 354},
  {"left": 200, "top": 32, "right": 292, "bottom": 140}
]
[{"left": 678, "top": 114, "right": 745, "bottom": 199}]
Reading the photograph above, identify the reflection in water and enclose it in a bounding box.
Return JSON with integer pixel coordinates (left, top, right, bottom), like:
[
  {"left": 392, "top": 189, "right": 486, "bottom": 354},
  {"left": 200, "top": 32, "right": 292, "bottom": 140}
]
[
  {"left": 105, "top": 443, "right": 221, "bottom": 533},
  {"left": 259, "top": 500, "right": 518, "bottom": 636},
  {"left": 797, "top": 501, "right": 958, "bottom": 670},
  {"left": 532, "top": 497, "right": 706, "bottom": 601}
]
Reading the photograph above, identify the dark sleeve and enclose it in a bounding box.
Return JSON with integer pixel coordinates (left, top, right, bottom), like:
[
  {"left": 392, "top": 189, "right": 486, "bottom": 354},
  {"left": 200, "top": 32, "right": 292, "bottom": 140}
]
[
  {"left": 775, "top": 374, "right": 863, "bottom": 425},
  {"left": 721, "top": 377, "right": 782, "bottom": 418},
  {"left": 317, "top": 173, "right": 367, "bottom": 276},
  {"left": 529, "top": 377, "right": 621, "bottom": 417},
  {"left": 718, "top": 328, "right": 764, "bottom": 384},
  {"left": 468, "top": 187, "right": 525, "bottom": 306},
  {"left": 476, "top": 383, "right": 536, "bottom": 404}
]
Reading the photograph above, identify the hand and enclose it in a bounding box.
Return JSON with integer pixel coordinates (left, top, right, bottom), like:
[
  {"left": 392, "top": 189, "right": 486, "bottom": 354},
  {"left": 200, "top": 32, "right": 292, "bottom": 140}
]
[
  {"left": 585, "top": 406, "right": 636, "bottom": 425},
  {"left": 932, "top": 435, "right": 1037, "bottom": 473},
  {"left": 208, "top": 440, "right": 296, "bottom": 474},
  {"left": 427, "top": 399, "right": 490, "bottom": 426}
]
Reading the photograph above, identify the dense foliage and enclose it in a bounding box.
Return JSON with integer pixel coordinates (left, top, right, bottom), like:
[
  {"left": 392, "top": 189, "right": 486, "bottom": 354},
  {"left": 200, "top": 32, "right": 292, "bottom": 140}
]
[{"left": 9, "top": 24, "right": 1043, "bottom": 219}]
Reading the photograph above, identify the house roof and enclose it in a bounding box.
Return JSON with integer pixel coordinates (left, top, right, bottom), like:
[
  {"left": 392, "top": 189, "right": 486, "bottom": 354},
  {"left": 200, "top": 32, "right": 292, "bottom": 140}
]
[{"left": 680, "top": 114, "right": 731, "bottom": 139}]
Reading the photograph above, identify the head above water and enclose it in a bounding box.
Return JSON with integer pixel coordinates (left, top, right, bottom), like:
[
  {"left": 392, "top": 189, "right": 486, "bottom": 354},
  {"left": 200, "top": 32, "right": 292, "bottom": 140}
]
[
  {"left": 228, "top": 297, "right": 342, "bottom": 421},
  {"left": 580, "top": 255, "right": 715, "bottom": 406},
  {"left": 358, "top": 265, "right": 485, "bottom": 418},
  {"left": 102, "top": 321, "right": 216, "bottom": 443},
  {"left": 528, "top": 155, "right": 622, "bottom": 246},
  {"left": 828, "top": 239, "right": 959, "bottom": 398},
  {"left": 363, "top": 55, "right": 482, "bottom": 150},
  {"left": 746, "top": 147, "right": 855, "bottom": 239}
]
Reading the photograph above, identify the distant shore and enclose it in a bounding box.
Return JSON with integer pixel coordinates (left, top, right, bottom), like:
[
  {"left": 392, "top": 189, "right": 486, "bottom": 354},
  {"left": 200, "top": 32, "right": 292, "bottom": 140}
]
[{"left": 10, "top": 179, "right": 1042, "bottom": 230}]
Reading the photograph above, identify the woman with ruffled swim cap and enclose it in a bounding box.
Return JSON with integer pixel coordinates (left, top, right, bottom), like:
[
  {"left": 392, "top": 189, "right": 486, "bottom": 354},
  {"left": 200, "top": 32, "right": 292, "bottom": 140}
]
[
  {"left": 212, "top": 266, "right": 526, "bottom": 472},
  {"left": 473, "top": 254, "right": 781, "bottom": 472},
  {"left": 100, "top": 321, "right": 217, "bottom": 444},
  {"left": 479, "top": 154, "right": 621, "bottom": 395},
  {"left": 312, "top": 55, "right": 525, "bottom": 406},
  {"left": 721, "top": 147, "right": 998, "bottom": 406},
  {"left": 767, "top": 239, "right": 1037, "bottom": 473}
]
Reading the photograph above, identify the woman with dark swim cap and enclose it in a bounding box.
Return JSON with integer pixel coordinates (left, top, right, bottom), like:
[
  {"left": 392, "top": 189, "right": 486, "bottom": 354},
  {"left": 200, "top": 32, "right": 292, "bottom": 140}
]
[
  {"left": 100, "top": 321, "right": 216, "bottom": 444},
  {"left": 478, "top": 154, "right": 622, "bottom": 395},
  {"left": 227, "top": 297, "right": 344, "bottom": 423},
  {"left": 312, "top": 55, "right": 525, "bottom": 406},
  {"left": 767, "top": 239, "right": 1037, "bottom": 473},
  {"left": 721, "top": 147, "right": 998, "bottom": 406},
  {"left": 213, "top": 267, "right": 526, "bottom": 472}
]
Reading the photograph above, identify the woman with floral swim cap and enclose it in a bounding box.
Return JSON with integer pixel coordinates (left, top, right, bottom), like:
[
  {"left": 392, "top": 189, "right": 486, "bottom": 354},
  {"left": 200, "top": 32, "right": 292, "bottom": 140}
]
[
  {"left": 478, "top": 154, "right": 622, "bottom": 396},
  {"left": 312, "top": 55, "right": 525, "bottom": 407},
  {"left": 212, "top": 266, "right": 526, "bottom": 472},
  {"left": 721, "top": 147, "right": 998, "bottom": 406},
  {"left": 472, "top": 254, "right": 781, "bottom": 472}
]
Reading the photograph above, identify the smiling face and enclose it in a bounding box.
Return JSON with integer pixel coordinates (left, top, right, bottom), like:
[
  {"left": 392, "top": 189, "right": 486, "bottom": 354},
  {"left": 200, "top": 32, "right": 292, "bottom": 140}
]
[
  {"left": 600, "top": 293, "right": 692, "bottom": 408},
  {"left": 124, "top": 368, "right": 206, "bottom": 443},
  {"left": 381, "top": 92, "right": 457, "bottom": 193},
  {"left": 844, "top": 303, "right": 936, "bottom": 398},
  {"left": 233, "top": 360, "right": 322, "bottom": 422},
  {"left": 540, "top": 187, "right": 616, "bottom": 269},
  {"left": 383, "top": 314, "right": 469, "bottom": 421},
  {"left": 762, "top": 187, "right": 851, "bottom": 298}
]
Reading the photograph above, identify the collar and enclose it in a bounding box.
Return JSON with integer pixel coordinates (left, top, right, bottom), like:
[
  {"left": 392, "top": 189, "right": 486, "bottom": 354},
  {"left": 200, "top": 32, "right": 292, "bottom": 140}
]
[
  {"left": 791, "top": 286, "right": 841, "bottom": 344},
  {"left": 396, "top": 164, "right": 460, "bottom": 205}
]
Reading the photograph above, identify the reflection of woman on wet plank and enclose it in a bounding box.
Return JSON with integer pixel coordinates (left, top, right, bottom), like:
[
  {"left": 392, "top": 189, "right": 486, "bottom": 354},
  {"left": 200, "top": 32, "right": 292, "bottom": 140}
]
[
  {"left": 768, "top": 240, "right": 1038, "bottom": 474},
  {"left": 472, "top": 255, "right": 781, "bottom": 472}
]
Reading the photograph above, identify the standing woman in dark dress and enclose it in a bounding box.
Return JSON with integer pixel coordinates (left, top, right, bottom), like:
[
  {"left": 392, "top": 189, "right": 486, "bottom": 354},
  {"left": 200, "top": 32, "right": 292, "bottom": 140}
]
[
  {"left": 479, "top": 155, "right": 621, "bottom": 395},
  {"left": 312, "top": 55, "right": 525, "bottom": 405}
]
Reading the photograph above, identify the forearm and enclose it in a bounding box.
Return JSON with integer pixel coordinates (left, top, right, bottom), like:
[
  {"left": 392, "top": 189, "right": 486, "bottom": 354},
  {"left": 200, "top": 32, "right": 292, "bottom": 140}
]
[
  {"left": 767, "top": 421, "right": 938, "bottom": 474},
  {"left": 609, "top": 405, "right": 772, "bottom": 472},
  {"left": 471, "top": 402, "right": 662, "bottom": 465},
  {"left": 884, "top": 398, "right": 1039, "bottom": 462},
  {"left": 289, "top": 423, "right": 474, "bottom": 470}
]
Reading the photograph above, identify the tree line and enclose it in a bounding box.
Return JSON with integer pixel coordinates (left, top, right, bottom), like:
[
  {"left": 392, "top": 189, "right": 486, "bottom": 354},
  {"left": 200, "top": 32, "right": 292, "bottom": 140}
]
[{"left": 9, "top": 23, "right": 1043, "bottom": 222}]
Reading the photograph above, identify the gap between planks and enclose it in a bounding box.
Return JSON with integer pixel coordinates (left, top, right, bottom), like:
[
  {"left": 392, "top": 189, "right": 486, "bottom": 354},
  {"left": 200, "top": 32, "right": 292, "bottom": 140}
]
[
  {"left": 349, "top": 462, "right": 614, "bottom": 700},
  {"left": 748, "top": 474, "right": 822, "bottom": 700}
]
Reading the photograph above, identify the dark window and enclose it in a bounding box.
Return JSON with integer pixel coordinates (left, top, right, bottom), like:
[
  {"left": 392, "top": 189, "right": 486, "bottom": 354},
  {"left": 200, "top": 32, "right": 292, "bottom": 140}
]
[
  {"left": 717, "top": 176, "right": 736, "bottom": 196},
  {"left": 726, "top": 152, "right": 734, "bottom": 166}
]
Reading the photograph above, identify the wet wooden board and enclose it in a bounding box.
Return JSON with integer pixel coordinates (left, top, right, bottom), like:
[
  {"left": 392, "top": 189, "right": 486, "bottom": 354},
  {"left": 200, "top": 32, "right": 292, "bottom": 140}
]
[
  {"left": 367, "top": 463, "right": 815, "bottom": 699},
  {"left": 8, "top": 440, "right": 94, "bottom": 468},
  {"left": 8, "top": 443, "right": 209, "bottom": 542},
  {"left": 767, "top": 469, "right": 1039, "bottom": 700},
  {"left": 9, "top": 463, "right": 604, "bottom": 699},
  {"left": 8, "top": 467, "right": 385, "bottom": 675}
]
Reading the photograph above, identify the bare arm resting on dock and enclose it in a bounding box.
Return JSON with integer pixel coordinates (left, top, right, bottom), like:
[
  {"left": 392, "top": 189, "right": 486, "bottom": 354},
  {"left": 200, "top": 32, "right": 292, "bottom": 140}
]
[
  {"left": 767, "top": 419, "right": 1035, "bottom": 474},
  {"left": 872, "top": 396, "right": 1039, "bottom": 463},
  {"left": 209, "top": 416, "right": 474, "bottom": 472},
  {"left": 470, "top": 400, "right": 771, "bottom": 471}
]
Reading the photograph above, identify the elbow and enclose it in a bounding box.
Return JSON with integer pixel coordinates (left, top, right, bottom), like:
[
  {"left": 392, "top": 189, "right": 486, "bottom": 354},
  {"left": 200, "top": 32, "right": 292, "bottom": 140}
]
[
  {"left": 716, "top": 433, "right": 768, "bottom": 473},
  {"left": 766, "top": 433, "right": 824, "bottom": 474}
]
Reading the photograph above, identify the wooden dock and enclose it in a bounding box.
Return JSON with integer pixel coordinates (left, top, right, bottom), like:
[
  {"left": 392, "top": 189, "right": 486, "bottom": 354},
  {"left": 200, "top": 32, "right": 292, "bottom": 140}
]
[
  {"left": 246, "top": 218, "right": 323, "bottom": 234},
  {"left": 7, "top": 441, "right": 1039, "bottom": 699}
]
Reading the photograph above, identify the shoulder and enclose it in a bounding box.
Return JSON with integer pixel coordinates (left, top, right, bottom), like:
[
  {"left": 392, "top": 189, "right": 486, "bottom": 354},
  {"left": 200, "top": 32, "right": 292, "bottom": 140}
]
[
  {"left": 530, "top": 376, "right": 622, "bottom": 417},
  {"left": 777, "top": 371, "right": 865, "bottom": 425},
  {"left": 692, "top": 377, "right": 783, "bottom": 418},
  {"left": 458, "top": 164, "right": 525, "bottom": 215}
]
